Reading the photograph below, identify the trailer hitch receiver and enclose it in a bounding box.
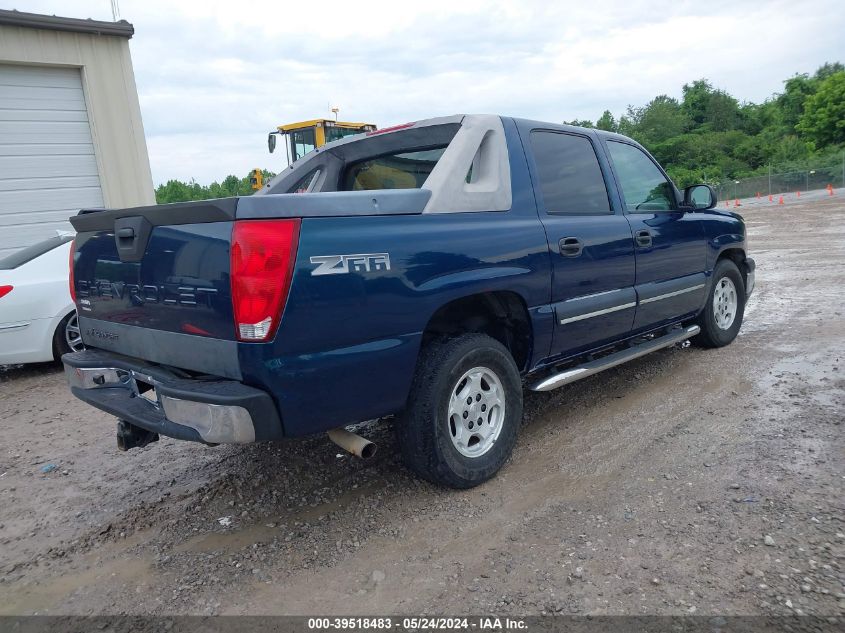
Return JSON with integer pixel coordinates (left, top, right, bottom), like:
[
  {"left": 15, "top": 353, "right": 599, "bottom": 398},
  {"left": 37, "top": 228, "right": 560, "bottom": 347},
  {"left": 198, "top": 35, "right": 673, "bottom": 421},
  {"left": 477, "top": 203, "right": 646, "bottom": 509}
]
[{"left": 116, "top": 419, "right": 160, "bottom": 451}]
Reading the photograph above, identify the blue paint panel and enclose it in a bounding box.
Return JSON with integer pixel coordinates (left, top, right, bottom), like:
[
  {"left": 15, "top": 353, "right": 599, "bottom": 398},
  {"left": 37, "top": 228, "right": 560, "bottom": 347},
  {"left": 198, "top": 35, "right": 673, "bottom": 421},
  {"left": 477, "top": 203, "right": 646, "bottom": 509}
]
[
  {"left": 633, "top": 272, "right": 707, "bottom": 329},
  {"left": 625, "top": 211, "right": 705, "bottom": 286},
  {"left": 699, "top": 209, "right": 748, "bottom": 271},
  {"left": 239, "top": 334, "right": 422, "bottom": 436}
]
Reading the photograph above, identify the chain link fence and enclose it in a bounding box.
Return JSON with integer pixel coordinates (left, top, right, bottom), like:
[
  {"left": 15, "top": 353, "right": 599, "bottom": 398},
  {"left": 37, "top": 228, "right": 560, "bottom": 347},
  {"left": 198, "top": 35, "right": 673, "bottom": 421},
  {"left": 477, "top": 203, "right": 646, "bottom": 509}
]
[{"left": 714, "top": 164, "right": 845, "bottom": 201}]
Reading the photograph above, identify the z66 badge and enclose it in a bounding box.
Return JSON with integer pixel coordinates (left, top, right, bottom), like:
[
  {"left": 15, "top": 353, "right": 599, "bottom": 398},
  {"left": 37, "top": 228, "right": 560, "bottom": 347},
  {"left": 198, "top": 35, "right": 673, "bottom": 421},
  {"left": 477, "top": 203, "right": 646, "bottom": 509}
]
[{"left": 310, "top": 253, "right": 391, "bottom": 276}]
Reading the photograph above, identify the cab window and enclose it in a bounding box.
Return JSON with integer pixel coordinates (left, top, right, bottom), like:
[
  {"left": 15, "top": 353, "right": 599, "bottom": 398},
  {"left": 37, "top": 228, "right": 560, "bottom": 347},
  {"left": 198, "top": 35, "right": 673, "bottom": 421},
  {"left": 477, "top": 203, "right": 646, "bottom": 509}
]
[
  {"left": 325, "top": 126, "right": 364, "bottom": 143},
  {"left": 341, "top": 147, "right": 446, "bottom": 191},
  {"left": 530, "top": 131, "right": 611, "bottom": 215},
  {"left": 607, "top": 141, "right": 676, "bottom": 211}
]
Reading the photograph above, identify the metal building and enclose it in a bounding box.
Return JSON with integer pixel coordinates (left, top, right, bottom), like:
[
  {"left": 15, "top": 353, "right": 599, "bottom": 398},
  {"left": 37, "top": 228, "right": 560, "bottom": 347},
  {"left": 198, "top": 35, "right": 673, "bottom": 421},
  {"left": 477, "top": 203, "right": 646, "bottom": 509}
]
[{"left": 0, "top": 9, "right": 154, "bottom": 257}]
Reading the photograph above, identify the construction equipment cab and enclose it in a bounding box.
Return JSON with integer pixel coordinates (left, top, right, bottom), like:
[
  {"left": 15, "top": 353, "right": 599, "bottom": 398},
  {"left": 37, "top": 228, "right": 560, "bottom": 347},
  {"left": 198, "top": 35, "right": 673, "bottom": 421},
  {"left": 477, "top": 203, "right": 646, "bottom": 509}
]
[{"left": 267, "top": 119, "right": 377, "bottom": 164}]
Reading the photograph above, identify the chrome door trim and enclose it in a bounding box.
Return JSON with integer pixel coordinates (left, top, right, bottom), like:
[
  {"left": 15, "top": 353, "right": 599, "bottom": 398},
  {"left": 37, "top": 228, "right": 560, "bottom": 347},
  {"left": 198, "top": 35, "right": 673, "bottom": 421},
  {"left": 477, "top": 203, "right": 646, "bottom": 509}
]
[
  {"left": 566, "top": 287, "right": 625, "bottom": 302},
  {"left": 560, "top": 301, "right": 637, "bottom": 325},
  {"left": 639, "top": 283, "right": 705, "bottom": 305}
]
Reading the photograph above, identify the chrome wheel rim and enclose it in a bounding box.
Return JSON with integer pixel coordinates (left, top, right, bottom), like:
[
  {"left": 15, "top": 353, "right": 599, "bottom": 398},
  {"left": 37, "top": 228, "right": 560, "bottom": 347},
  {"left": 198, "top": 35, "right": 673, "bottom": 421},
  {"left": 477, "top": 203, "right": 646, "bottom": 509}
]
[
  {"left": 65, "top": 312, "right": 84, "bottom": 352},
  {"left": 447, "top": 366, "right": 505, "bottom": 458},
  {"left": 713, "top": 277, "right": 738, "bottom": 330}
]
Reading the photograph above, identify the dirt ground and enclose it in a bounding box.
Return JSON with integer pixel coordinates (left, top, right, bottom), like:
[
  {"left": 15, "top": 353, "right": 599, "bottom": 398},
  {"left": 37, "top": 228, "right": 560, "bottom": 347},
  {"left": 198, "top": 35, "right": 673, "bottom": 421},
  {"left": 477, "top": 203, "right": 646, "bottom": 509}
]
[{"left": 1, "top": 197, "right": 843, "bottom": 617}]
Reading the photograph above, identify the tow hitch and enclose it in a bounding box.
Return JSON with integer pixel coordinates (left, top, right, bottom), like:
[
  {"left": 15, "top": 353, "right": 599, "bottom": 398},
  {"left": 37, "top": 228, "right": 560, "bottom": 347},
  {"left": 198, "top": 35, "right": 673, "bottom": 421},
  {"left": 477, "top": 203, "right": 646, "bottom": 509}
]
[{"left": 116, "top": 419, "right": 159, "bottom": 451}]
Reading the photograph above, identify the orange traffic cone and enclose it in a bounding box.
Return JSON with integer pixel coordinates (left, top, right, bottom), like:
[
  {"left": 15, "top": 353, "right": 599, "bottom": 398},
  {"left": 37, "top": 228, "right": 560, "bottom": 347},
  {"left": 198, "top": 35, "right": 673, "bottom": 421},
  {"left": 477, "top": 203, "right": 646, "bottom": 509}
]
[
  {"left": 778, "top": 195, "right": 784, "bottom": 205},
  {"left": 768, "top": 194, "right": 773, "bottom": 202},
  {"left": 734, "top": 198, "right": 740, "bottom": 207},
  {"left": 796, "top": 190, "right": 801, "bottom": 197},
  {"left": 828, "top": 184, "right": 834, "bottom": 196}
]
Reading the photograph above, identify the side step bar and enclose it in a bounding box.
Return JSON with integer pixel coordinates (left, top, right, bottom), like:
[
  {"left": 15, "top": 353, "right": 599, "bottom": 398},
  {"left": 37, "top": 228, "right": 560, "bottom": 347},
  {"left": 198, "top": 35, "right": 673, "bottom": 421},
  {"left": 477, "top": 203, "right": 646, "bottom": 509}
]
[{"left": 530, "top": 325, "right": 700, "bottom": 392}]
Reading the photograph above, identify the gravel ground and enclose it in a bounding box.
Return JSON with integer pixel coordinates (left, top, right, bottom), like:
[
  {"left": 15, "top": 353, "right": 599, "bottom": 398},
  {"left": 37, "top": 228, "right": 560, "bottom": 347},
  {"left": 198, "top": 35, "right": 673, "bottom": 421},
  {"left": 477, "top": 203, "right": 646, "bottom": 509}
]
[{"left": 0, "top": 197, "right": 842, "bottom": 617}]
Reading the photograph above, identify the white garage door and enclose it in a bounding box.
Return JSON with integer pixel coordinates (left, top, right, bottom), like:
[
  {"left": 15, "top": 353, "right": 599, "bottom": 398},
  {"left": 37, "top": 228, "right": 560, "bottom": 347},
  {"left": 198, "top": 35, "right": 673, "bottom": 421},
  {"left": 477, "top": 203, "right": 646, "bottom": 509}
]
[{"left": 0, "top": 64, "right": 105, "bottom": 257}]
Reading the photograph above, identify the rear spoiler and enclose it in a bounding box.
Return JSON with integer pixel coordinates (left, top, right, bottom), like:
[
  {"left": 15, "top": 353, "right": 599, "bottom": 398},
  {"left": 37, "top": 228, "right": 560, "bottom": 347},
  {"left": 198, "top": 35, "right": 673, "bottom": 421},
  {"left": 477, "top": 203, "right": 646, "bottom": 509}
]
[{"left": 70, "top": 189, "right": 432, "bottom": 232}]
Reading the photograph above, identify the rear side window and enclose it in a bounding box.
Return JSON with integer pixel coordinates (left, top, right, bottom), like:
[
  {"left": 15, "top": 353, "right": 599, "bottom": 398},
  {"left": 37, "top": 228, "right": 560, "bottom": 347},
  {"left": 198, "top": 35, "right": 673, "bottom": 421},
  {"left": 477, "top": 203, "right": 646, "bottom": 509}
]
[
  {"left": 288, "top": 169, "right": 321, "bottom": 194},
  {"left": 0, "top": 234, "right": 72, "bottom": 270},
  {"left": 530, "top": 131, "right": 611, "bottom": 215},
  {"left": 341, "top": 147, "right": 446, "bottom": 191},
  {"left": 606, "top": 141, "right": 676, "bottom": 211}
]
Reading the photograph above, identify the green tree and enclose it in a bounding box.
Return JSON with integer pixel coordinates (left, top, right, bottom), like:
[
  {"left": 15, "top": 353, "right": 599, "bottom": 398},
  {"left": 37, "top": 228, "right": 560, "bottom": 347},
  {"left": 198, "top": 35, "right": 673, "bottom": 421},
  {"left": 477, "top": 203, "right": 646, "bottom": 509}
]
[
  {"left": 584, "top": 62, "right": 842, "bottom": 187},
  {"left": 155, "top": 170, "right": 276, "bottom": 204},
  {"left": 796, "top": 71, "right": 845, "bottom": 146},
  {"left": 595, "top": 110, "right": 617, "bottom": 132},
  {"left": 633, "top": 95, "right": 688, "bottom": 144},
  {"left": 681, "top": 79, "right": 714, "bottom": 127},
  {"left": 564, "top": 119, "right": 594, "bottom": 128},
  {"left": 814, "top": 62, "right": 844, "bottom": 81},
  {"left": 681, "top": 79, "right": 741, "bottom": 131}
]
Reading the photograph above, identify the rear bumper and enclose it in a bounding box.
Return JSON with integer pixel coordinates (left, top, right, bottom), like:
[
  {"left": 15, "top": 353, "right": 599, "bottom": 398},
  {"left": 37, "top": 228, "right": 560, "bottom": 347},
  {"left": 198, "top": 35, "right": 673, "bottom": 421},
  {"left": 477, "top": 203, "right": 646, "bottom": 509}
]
[{"left": 62, "top": 349, "right": 283, "bottom": 444}]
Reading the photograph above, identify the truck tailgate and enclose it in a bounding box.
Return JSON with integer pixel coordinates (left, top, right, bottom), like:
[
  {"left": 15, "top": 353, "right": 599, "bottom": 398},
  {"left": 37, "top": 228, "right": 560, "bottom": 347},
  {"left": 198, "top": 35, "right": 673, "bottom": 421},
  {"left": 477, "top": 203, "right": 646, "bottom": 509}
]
[
  {"left": 69, "top": 199, "right": 240, "bottom": 376},
  {"left": 73, "top": 221, "right": 234, "bottom": 340}
]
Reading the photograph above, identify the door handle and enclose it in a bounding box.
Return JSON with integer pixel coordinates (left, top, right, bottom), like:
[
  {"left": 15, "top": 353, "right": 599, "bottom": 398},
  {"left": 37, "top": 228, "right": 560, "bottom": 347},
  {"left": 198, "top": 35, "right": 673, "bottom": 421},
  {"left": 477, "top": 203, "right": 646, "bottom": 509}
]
[
  {"left": 559, "top": 237, "right": 583, "bottom": 257},
  {"left": 635, "top": 229, "right": 653, "bottom": 248}
]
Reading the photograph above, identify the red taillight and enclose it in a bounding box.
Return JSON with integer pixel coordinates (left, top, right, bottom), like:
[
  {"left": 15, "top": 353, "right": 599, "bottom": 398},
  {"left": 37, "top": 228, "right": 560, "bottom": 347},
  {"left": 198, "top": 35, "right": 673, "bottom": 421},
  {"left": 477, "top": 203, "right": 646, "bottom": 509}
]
[
  {"left": 68, "top": 238, "right": 76, "bottom": 302},
  {"left": 230, "top": 219, "right": 300, "bottom": 342},
  {"left": 0, "top": 285, "right": 12, "bottom": 299}
]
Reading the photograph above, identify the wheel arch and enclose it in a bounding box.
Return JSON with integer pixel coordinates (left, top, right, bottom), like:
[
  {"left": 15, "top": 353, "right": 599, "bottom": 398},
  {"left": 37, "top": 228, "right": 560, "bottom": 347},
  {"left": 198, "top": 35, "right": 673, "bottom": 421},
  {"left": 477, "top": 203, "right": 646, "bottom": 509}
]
[
  {"left": 716, "top": 246, "right": 751, "bottom": 291},
  {"left": 420, "top": 290, "right": 533, "bottom": 373}
]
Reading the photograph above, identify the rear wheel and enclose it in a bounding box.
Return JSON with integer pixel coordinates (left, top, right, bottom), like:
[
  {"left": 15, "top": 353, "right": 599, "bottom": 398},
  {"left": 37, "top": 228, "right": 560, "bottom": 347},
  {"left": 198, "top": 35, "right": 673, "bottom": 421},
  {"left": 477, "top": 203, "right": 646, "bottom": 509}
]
[
  {"left": 396, "top": 334, "right": 523, "bottom": 488},
  {"left": 53, "top": 311, "right": 84, "bottom": 359},
  {"left": 693, "top": 259, "right": 745, "bottom": 348}
]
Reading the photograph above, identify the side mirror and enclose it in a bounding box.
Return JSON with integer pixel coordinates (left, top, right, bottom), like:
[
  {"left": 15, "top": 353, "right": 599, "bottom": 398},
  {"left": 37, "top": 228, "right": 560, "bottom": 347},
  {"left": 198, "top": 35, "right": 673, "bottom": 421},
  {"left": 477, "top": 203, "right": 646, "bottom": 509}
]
[
  {"left": 268, "top": 133, "right": 276, "bottom": 154},
  {"left": 683, "top": 184, "right": 717, "bottom": 210}
]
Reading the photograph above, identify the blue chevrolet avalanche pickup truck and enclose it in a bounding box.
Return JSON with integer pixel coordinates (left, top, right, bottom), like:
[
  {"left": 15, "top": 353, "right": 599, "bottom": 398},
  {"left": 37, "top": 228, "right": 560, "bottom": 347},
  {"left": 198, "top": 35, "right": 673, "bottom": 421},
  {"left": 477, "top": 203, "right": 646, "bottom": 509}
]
[{"left": 63, "top": 114, "right": 755, "bottom": 488}]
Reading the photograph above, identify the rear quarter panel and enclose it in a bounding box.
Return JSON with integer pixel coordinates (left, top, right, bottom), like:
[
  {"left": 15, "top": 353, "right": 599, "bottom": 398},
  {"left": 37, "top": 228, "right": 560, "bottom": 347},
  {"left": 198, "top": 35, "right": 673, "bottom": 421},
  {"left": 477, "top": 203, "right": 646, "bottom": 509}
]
[{"left": 242, "top": 212, "right": 551, "bottom": 435}]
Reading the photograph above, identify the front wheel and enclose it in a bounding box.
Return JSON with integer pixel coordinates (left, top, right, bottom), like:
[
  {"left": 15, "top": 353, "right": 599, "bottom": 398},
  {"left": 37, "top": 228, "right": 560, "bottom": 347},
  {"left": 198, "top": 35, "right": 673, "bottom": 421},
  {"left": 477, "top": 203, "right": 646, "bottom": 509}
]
[
  {"left": 693, "top": 259, "right": 746, "bottom": 348},
  {"left": 395, "top": 334, "right": 523, "bottom": 489}
]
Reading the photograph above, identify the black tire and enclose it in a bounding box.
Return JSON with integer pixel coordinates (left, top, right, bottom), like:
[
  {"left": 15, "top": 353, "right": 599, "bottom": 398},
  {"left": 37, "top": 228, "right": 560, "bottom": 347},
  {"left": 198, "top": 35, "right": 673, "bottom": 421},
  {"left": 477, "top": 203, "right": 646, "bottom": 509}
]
[
  {"left": 395, "top": 333, "right": 523, "bottom": 489},
  {"left": 693, "top": 258, "right": 746, "bottom": 348},
  {"left": 53, "top": 311, "right": 83, "bottom": 359}
]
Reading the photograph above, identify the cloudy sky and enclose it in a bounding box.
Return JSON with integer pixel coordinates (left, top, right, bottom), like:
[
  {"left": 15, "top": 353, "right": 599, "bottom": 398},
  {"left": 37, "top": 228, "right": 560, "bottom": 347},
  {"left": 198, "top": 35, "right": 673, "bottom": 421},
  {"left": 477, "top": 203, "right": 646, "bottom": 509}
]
[{"left": 16, "top": 0, "right": 845, "bottom": 185}]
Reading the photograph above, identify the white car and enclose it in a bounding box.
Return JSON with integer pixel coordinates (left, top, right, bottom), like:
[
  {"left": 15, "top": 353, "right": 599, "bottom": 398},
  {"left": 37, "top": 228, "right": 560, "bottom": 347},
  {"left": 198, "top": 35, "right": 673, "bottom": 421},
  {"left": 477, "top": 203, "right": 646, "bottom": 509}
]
[{"left": 0, "top": 233, "right": 83, "bottom": 365}]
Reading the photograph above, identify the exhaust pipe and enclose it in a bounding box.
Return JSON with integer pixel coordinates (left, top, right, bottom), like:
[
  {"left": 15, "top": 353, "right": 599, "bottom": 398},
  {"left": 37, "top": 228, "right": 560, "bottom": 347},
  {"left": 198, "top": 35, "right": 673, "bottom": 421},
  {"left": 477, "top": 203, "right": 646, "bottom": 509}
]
[{"left": 328, "top": 428, "right": 377, "bottom": 460}]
